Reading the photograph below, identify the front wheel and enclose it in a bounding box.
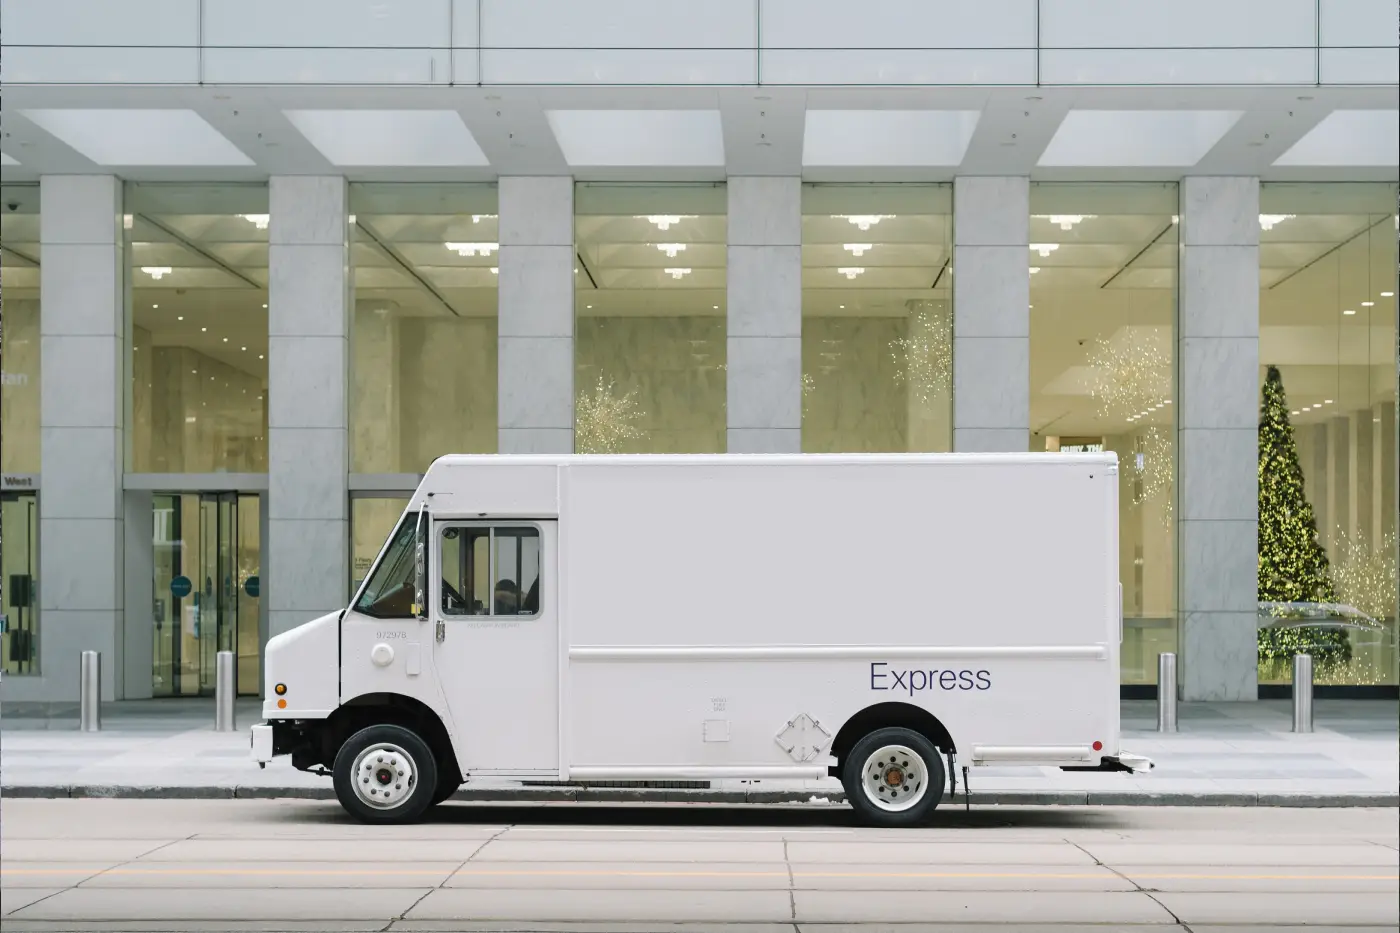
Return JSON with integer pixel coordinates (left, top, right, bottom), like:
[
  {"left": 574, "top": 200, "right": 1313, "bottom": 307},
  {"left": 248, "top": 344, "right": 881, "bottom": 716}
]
[
  {"left": 332, "top": 724, "right": 439, "bottom": 824},
  {"left": 840, "top": 726, "right": 946, "bottom": 828}
]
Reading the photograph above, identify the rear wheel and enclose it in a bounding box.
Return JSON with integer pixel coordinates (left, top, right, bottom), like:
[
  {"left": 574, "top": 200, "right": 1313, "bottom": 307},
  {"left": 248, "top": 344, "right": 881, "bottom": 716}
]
[
  {"left": 332, "top": 724, "right": 438, "bottom": 824},
  {"left": 841, "top": 726, "right": 946, "bottom": 828}
]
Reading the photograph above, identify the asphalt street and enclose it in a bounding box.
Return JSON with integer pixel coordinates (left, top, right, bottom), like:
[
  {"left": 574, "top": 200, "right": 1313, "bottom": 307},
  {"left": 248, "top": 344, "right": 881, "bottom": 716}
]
[{"left": 0, "top": 799, "right": 1396, "bottom": 931}]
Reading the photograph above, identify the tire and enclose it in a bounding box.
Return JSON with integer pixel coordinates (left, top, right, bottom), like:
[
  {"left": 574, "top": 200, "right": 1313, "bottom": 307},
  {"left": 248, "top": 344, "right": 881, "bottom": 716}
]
[
  {"left": 332, "top": 724, "right": 439, "bottom": 825},
  {"left": 430, "top": 771, "right": 460, "bottom": 807},
  {"left": 840, "top": 726, "right": 946, "bottom": 828}
]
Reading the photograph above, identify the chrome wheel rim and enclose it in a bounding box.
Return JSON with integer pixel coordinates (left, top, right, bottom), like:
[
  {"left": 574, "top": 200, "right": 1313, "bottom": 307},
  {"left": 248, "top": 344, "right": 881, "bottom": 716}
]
[
  {"left": 860, "top": 744, "right": 929, "bottom": 812},
  {"left": 352, "top": 743, "right": 417, "bottom": 810}
]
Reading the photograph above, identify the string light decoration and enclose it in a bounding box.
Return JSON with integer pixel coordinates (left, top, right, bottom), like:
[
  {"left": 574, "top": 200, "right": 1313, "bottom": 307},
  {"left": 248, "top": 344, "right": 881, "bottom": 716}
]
[
  {"left": 1330, "top": 529, "right": 1398, "bottom": 623},
  {"left": 1256, "top": 365, "right": 1351, "bottom": 666},
  {"left": 1131, "top": 425, "right": 1174, "bottom": 530},
  {"left": 575, "top": 376, "right": 645, "bottom": 454},
  {"left": 889, "top": 305, "right": 952, "bottom": 405},
  {"left": 1086, "top": 331, "right": 1171, "bottom": 420}
]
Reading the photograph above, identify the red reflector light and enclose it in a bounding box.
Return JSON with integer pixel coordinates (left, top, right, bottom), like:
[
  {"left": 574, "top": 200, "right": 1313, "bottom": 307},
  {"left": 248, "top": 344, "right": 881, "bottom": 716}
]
[{"left": 1092, "top": 740, "right": 1103, "bottom": 751}]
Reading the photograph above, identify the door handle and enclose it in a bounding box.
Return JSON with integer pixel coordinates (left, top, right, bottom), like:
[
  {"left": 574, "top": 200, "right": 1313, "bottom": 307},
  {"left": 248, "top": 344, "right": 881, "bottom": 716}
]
[{"left": 435, "top": 619, "right": 445, "bottom": 643}]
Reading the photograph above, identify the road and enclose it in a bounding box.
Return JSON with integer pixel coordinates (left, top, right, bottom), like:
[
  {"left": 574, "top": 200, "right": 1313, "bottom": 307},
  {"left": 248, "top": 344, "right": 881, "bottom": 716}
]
[{"left": 1, "top": 800, "right": 1396, "bottom": 930}]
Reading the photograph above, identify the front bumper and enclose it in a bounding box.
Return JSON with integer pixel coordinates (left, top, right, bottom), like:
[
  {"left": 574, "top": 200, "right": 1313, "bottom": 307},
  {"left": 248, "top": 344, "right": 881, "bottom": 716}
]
[{"left": 250, "top": 723, "right": 274, "bottom": 764}]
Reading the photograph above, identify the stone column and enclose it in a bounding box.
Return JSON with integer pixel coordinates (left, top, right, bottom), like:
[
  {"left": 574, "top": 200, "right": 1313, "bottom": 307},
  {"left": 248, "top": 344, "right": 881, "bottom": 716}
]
[
  {"left": 37, "top": 175, "right": 124, "bottom": 701},
  {"left": 1373, "top": 402, "right": 1397, "bottom": 547},
  {"left": 1179, "top": 177, "right": 1260, "bottom": 702},
  {"left": 267, "top": 177, "right": 350, "bottom": 638},
  {"left": 498, "top": 176, "right": 574, "bottom": 454},
  {"left": 904, "top": 299, "right": 953, "bottom": 452},
  {"left": 952, "top": 177, "right": 1030, "bottom": 452},
  {"left": 727, "top": 176, "right": 801, "bottom": 453},
  {"left": 1349, "top": 411, "right": 1374, "bottom": 549}
]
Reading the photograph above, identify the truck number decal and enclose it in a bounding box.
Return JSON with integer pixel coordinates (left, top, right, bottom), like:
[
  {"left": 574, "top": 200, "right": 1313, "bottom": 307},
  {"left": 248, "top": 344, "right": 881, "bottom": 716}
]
[
  {"left": 376, "top": 631, "right": 408, "bottom": 639},
  {"left": 870, "top": 662, "right": 990, "bottom": 694}
]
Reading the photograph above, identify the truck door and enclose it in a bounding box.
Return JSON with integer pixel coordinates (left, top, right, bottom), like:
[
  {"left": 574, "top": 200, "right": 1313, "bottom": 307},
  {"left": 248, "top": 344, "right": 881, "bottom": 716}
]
[{"left": 431, "top": 520, "right": 559, "bottom": 775}]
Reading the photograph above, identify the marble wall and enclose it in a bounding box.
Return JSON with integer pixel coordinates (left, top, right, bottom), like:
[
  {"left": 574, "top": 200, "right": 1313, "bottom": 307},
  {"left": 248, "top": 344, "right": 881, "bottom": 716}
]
[
  {"left": 351, "top": 304, "right": 497, "bottom": 472},
  {"left": 802, "top": 317, "right": 907, "bottom": 452},
  {"left": 575, "top": 316, "right": 726, "bottom": 454},
  {"left": 0, "top": 298, "right": 39, "bottom": 472},
  {"left": 130, "top": 326, "right": 267, "bottom": 473}
]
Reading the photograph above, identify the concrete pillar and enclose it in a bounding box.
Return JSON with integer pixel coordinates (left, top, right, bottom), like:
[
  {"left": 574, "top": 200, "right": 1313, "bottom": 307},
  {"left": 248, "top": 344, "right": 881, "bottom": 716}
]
[
  {"left": 122, "top": 489, "right": 154, "bottom": 699},
  {"left": 267, "top": 177, "right": 350, "bottom": 638},
  {"left": 727, "top": 176, "right": 801, "bottom": 453},
  {"left": 952, "top": 177, "right": 1030, "bottom": 452},
  {"left": 1374, "top": 402, "right": 1397, "bottom": 547},
  {"left": 1349, "top": 411, "right": 1374, "bottom": 549},
  {"left": 904, "top": 299, "right": 953, "bottom": 452},
  {"left": 1327, "top": 416, "right": 1351, "bottom": 551},
  {"left": 498, "top": 176, "right": 574, "bottom": 454},
  {"left": 37, "top": 175, "right": 124, "bottom": 702},
  {"left": 1178, "top": 177, "right": 1260, "bottom": 702}
]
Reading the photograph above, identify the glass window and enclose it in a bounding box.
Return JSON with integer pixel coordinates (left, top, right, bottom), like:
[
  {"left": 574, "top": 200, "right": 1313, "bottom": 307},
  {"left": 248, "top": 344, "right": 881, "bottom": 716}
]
[
  {"left": 1, "top": 183, "right": 40, "bottom": 474},
  {"left": 351, "top": 496, "right": 411, "bottom": 597},
  {"left": 350, "top": 184, "right": 499, "bottom": 472},
  {"left": 353, "top": 515, "right": 417, "bottom": 619},
  {"left": 127, "top": 184, "right": 269, "bottom": 473},
  {"left": 1029, "top": 184, "right": 1179, "bottom": 686},
  {"left": 1258, "top": 183, "right": 1398, "bottom": 687},
  {"left": 1, "top": 491, "right": 39, "bottom": 675},
  {"left": 439, "top": 525, "right": 541, "bottom": 617},
  {"left": 801, "top": 185, "right": 952, "bottom": 452},
  {"left": 574, "top": 184, "right": 726, "bottom": 453}
]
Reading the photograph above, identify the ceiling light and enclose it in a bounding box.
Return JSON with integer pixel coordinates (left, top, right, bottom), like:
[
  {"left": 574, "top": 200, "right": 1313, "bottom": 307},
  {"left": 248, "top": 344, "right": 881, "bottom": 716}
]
[
  {"left": 222, "top": 337, "right": 228, "bottom": 343},
  {"left": 123, "top": 214, "right": 134, "bottom": 229},
  {"left": 843, "top": 244, "right": 873, "bottom": 256},
  {"left": 348, "top": 214, "right": 357, "bottom": 224},
  {"left": 832, "top": 215, "right": 893, "bottom": 231},
  {"left": 1030, "top": 243, "right": 1060, "bottom": 257},
  {"left": 1164, "top": 400, "right": 1171, "bottom": 405},
  {"left": 1382, "top": 292, "right": 1395, "bottom": 298},
  {"left": 1361, "top": 301, "right": 1374, "bottom": 307},
  {"left": 656, "top": 243, "right": 687, "bottom": 258},
  {"left": 638, "top": 215, "right": 696, "bottom": 231},
  {"left": 445, "top": 241, "right": 498, "bottom": 257},
  {"left": 259, "top": 355, "right": 265, "bottom": 360},
  {"left": 1038, "top": 214, "right": 1097, "bottom": 230},
  {"left": 1030, "top": 266, "right": 1041, "bottom": 274},
  {"left": 839, "top": 305, "right": 845, "bottom": 309},
  {"left": 152, "top": 303, "right": 159, "bottom": 309},
  {"left": 664, "top": 268, "right": 692, "bottom": 280},
  {"left": 1259, "top": 214, "right": 1295, "bottom": 231},
  {"left": 262, "top": 303, "right": 268, "bottom": 309},
  {"left": 1324, "top": 399, "right": 1333, "bottom": 404},
  {"left": 1292, "top": 410, "right": 1300, "bottom": 415},
  {"left": 1343, "top": 309, "right": 1356, "bottom": 315},
  {"left": 201, "top": 327, "right": 207, "bottom": 332},
  {"left": 1171, "top": 215, "right": 1180, "bottom": 224},
  {"left": 837, "top": 267, "right": 865, "bottom": 279},
  {"left": 241, "top": 346, "right": 247, "bottom": 351},
  {"left": 490, "top": 267, "right": 499, "bottom": 274},
  {"left": 585, "top": 304, "right": 593, "bottom": 309},
  {"left": 713, "top": 305, "right": 719, "bottom": 310},
  {"left": 472, "top": 214, "right": 497, "bottom": 224},
  {"left": 239, "top": 214, "right": 270, "bottom": 230},
  {"left": 177, "top": 315, "right": 184, "bottom": 321},
  {"left": 141, "top": 266, "right": 172, "bottom": 280}
]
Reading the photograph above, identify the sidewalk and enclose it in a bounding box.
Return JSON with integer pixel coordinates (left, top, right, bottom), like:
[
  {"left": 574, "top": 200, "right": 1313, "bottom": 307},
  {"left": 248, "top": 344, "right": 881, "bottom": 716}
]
[{"left": 2, "top": 698, "right": 1396, "bottom": 807}]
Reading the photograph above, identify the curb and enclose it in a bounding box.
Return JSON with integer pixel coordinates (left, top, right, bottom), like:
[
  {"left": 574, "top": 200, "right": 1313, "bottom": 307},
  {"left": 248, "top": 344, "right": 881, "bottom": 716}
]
[{"left": 5, "top": 785, "right": 1397, "bottom": 808}]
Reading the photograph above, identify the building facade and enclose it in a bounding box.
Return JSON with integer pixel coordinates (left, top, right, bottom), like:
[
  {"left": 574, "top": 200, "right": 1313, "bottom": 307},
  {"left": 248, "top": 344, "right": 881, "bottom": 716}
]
[{"left": 0, "top": 0, "right": 1396, "bottom": 703}]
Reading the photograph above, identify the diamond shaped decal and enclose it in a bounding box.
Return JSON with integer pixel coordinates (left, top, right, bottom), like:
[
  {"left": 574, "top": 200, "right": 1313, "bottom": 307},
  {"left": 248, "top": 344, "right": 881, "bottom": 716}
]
[{"left": 775, "top": 713, "right": 832, "bottom": 763}]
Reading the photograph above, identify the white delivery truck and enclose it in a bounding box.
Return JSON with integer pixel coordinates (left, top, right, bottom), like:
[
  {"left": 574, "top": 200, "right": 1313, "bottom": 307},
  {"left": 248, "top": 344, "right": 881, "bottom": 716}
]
[{"left": 253, "top": 452, "right": 1150, "bottom": 827}]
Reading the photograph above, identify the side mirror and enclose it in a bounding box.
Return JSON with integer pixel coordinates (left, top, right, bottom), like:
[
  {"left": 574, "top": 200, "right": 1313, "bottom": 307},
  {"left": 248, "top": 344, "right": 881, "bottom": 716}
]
[{"left": 413, "top": 505, "right": 428, "bottom": 621}]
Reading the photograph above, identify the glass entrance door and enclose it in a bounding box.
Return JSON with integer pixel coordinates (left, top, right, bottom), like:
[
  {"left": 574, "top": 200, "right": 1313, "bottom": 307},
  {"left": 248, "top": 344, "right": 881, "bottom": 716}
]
[
  {"left": 1, "top": 491, "right": 39, "bottom": 675},
  {"left": 152, "top": 493, "right": 261, "bottom": 696}
]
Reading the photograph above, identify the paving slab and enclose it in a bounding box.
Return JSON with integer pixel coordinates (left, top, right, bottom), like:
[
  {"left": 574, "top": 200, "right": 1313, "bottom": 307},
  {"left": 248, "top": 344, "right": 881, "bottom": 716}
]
[
  {"left": 1114, "top": 864, "right": 1400, "bottom": 893},
  {"left": 6, "top": 886, "right": 434, "bottom": 923},
  {"left": 1155, "top": 890, "right": 1400, "bottom": 926},
  {"left": 407, "top": 887, "right": 795, "bottom": 922},
  {"left": 790, "top": 889, "right": 1175, "bottom": 924}
]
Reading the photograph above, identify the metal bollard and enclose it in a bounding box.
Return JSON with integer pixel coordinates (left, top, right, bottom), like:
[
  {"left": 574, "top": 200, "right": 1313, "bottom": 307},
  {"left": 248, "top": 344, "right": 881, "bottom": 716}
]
[
  {"left": 1157, "top": 652, "right": 1177, "bottom": 733},
  {"left": 1292, "top": 653, "right": 1314, "bottom": 733},
  {"left": 215, "top": 650, "right": 236, "bottom": 732},
  {"left": 79, "top": 650, "right": 101, "bottom": 732}
]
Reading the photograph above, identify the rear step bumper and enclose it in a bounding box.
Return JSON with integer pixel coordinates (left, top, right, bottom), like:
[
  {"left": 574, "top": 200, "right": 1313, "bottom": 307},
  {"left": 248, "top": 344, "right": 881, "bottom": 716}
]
[{"left": 1060, "top": 752, "right": 1154, "bottom": 774}]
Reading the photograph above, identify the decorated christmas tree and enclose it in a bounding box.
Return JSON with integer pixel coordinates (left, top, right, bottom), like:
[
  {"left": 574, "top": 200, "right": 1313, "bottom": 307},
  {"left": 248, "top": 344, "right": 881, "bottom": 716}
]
[{"left": 1256, "top": 365, "right": 1351, "bottom": 666}]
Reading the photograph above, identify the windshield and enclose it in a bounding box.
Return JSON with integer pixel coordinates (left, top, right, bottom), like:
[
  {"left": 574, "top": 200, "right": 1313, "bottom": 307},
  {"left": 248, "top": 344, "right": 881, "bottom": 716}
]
[{"left": 353, "top": 513, "right": 417, "bottom": 618}]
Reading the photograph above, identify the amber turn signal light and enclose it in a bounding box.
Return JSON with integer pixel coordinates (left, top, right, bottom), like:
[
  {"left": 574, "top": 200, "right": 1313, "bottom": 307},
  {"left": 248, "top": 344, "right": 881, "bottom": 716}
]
[{"left": 274, "top": 683, "right": 287, "bottom": 695}]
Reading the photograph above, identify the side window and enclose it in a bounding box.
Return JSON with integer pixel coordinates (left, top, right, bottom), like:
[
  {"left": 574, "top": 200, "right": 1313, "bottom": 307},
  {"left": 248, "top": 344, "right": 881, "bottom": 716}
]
[
  {"left": 438, "top": 524, "right": 541, "bottom": 618},
  {"left": 493, "top": 527, "right": 541, "bottom": 616},
  {"left": 440, "top": 527, "right": 491, "bottom": 615},
  {"left": 354, "top": 515, "right": 416, "bottom": 619}
]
